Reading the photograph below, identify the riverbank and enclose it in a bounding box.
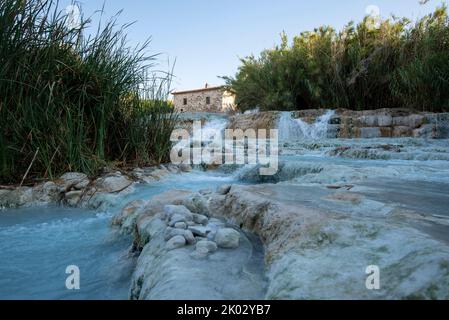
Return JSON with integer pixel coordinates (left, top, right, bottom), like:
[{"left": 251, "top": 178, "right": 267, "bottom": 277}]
[
  {"left": 0, "top": 164, "right": 192, "bottom": 210},
  {"left": 2, "top": 107, "right": 448, "bottom": 210},
  {"left": 1, "top": 110, "right": 449, "bottom": 300}
]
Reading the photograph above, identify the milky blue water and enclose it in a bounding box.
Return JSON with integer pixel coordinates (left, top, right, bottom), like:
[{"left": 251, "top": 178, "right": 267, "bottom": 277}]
[
  {"left": 2, "top": 135, "right": 449, "bottom": 299},
  {"left": 0, "top": 206, "right": 134, "bottom": 300},
  {"left": 0, "top": 171, "right": 237, "bottom": 300}
]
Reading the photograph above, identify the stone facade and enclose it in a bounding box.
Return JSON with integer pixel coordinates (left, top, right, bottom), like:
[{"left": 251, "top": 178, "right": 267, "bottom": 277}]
[{"left": 172, "top": 85, "right": 236, "bottom": 113}]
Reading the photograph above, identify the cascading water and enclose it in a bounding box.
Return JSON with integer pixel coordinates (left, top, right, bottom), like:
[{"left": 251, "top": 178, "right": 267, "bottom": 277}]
[
  {"left": 2, "top": 108, "right": 449, "bottom": 300},
  {"left": 278, "top": 110, "right": 335, "bottom": 141},
  {"left": 201, "top": 117, "right": 228, "bottom": 143},
  {"left": 173, "top": 115, "right": 228, "bottom": 152}
]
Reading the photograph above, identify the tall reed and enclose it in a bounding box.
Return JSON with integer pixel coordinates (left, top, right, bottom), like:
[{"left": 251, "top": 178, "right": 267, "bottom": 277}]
[{"left": 0, "top": 0, "right": 177, "bottom": 184}]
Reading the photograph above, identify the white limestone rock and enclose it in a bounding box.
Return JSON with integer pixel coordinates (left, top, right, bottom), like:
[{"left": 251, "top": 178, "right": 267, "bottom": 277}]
[
  {"left": 215, "top": 228, "right": 240, "bottom": 249},
  {"left": 163, "top": 205, "right": 193, "bottom": 221},
  {"left": 196, "top": 240, "right": 218, "bottom": 253},
  {"left": 65, "top": 190, "right": 83, "bottom": 207},
  {"left": 174, "top": 222, "right": 187, "bottom": 229},
  {"left": 188, "top": 225, "right": 211, "bottom": 237},
  {"left": 94, "top": 173, "right": 132, "bottom": 193},
  {"left": 192, "top": 213, "right": 208, "bottom": 225},
  {"left": 57, "top": 173, "right": 89, "bottom": 192},
  {"left": 166, "top": 235, "right": 186, "bottom": 250},
  {"left": 169, "top": 213, "right": 188, "bottom": 227},
  {"left": 165, "top": 228, "right": 195, "bottom": 245},
  {"left": 0, "top": 187, "right": 33, "bottom": 208}
]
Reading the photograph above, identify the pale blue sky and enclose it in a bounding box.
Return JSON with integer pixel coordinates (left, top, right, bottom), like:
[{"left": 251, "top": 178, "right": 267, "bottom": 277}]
[{"left": 61, "top": 0, "right": 448, "bottom": 91}]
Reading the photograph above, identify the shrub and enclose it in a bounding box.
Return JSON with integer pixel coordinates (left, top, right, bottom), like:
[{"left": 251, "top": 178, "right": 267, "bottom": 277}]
[{"left": 225, "top": 6, "right": 449, "bottom": 113}]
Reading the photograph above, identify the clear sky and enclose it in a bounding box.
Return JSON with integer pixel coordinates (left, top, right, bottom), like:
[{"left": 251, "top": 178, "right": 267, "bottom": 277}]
[{"left": 61, "top": 0, "right": 448, "bottom": 92}]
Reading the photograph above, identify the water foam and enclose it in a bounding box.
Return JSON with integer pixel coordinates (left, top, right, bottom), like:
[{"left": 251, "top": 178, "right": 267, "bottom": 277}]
[{"left": 278, "top": 110, "right": 335, "bottom": 141}]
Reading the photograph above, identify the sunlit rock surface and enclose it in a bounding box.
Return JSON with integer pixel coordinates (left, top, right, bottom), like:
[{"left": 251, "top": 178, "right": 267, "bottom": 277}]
[
  {"left": 208, "top": 184, "right": 449, "bottom": 299},
  {"left": 110, "top": 111, "right": 449, "bottom": 300}
]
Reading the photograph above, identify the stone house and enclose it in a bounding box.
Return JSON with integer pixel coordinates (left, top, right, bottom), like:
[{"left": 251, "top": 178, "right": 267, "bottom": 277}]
[{"left": 172, "top": 84, "right": 236, "bottom": 113}]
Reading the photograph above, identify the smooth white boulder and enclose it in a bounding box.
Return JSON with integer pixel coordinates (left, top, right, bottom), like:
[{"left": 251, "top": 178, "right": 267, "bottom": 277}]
[
  {"left": 192, "top": 213, "right": 208, "bottom": 225},
  {"left": 166, "top": 235, "right": 186, "bottom": 250},
  {"left": 169, "top": 213, "right": 187, "bottom": 226},
  {"left": 215, "top": 228, "right": 240, "bottom": 249},
  {"left": 95, "top": 174, "right": 132, "bottom": 193},
  {"left": 174, "top": 222, "right": 187, "bottom": 229},
  {"left": 58, "top": 172, "right": 89, "bottom": 190},
  {"left": 163, "top": 205, "right": 193, "bottom": 221},
  {"left": 196, "top": 240, "right": 218, "bottom": 253},
  {"left": 182, "top": 229, "right": 196, "bottom": 245},
  {"left": 165, "top": 228, "right": 195, "bottom": 244},
  {"left": 188, "top": 225, "right": 211, "bottom": 237}
]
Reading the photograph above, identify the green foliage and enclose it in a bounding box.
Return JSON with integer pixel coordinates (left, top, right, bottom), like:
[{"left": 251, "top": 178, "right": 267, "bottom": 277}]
[
  {"left": 225, "top": 6, "right": 449, "bottom": 113},
  {"left": 0, "top": 0, "right": 177, "bottom": 183}
]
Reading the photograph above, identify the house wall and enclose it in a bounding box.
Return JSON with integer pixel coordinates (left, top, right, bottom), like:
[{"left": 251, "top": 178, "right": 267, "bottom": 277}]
[{"left": 173, "top": 89, "right": 224, "bottom": 113}]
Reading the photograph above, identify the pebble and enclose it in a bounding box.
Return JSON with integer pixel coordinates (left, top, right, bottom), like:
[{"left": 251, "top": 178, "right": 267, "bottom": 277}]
[
  {"left": 174, "top": 222, "right": 187, "bottom": 229},
  {"left": 166, "top": 235, "right": 186, "bottom": 250},
  {"left": 169, "top": 213, "right": 187, "bottom": 227},
  {"left": 165, "top": 228, "right": 195, "bottom": 244},
  {"left": 196, "top": 240, "right": 218, "bottom": 253},
  {"left": 215, "top": 228, "right": 240, "bottom": 249},
  {"left": 189, "top": 225, "right": 210, "bottom": 237},
  {"left": 183, "top": 229, "right": 196, "bottom": 245},
  {"left": 193, "top": 213, "right": 208, "bottom": 226},
  {"left": 164, "top": 228, "right": 186, "bottom": 241},
  {"left": 163, "top": 205, "right": 193, "bottom": 220}
]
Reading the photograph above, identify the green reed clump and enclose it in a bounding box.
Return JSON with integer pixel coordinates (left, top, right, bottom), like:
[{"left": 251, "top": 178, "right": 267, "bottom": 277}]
[
  {"left": 225, "top": 6, "right": 449, "bottom": 113},
  {"left": 0, "top": 0, "right": 177, "bottom": 184}
]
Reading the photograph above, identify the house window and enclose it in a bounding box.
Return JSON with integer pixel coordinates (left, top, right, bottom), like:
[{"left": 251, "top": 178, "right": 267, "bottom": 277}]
[
  {"left": 206, "top": 96, "right": 211, "bottom": 105},
  {"left": 183, "top": 98, "right": 187, "bottom": 105}
]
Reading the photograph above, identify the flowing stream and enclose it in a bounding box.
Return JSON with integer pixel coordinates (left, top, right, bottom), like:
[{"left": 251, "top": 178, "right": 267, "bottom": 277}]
[
  {"left": 1, "top": 112, "right": 449, "bottom": 299},
  {"left": 0, "top": 171, "right": 238, "bottom": 300},
  {"left": 278, "top": 110, "right": 335, "bottom": 141}
]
